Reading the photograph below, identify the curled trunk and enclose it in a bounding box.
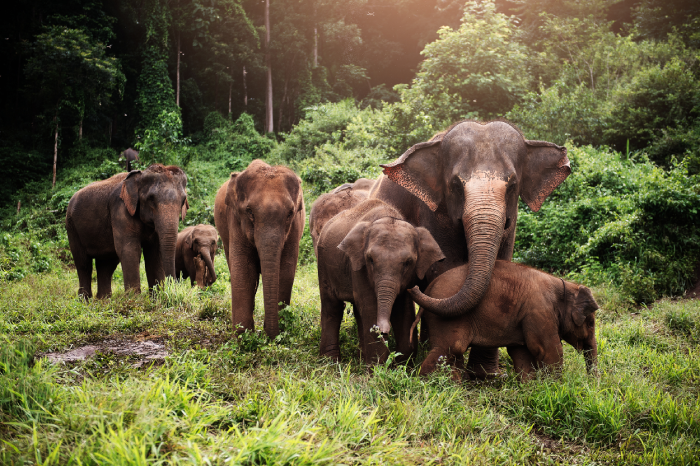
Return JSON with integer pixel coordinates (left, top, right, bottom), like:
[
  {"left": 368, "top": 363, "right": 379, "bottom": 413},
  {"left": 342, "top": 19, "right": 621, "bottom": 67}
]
[{"left": 409, "top": 178, "right": 507, "bottom": 317}]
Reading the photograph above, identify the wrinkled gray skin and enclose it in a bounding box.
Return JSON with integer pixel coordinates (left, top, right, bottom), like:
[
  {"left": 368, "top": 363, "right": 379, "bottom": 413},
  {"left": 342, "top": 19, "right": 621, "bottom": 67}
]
[
  {"left": 371, "top": 120, "right": 570, "bottom": 378},
  {"left": 175, "top": 224, "right": 218, "bottom": 287},
  {"left": 417, "top": 261, "right": 598, "bottom": 382},
  {"left": 309, "top": 179, "right": 375, "bottom": 254},
  {"left": 317, "top": 199, "right": 444, "bottom": 365},
  {"left": 66, "top": 164, "right": 188, "bottom": 298}
]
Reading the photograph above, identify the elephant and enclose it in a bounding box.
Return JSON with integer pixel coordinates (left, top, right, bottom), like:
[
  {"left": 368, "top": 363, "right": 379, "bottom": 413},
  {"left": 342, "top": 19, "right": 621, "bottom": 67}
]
[
  {"left": 317, "top": 199, "right": 445, "bottom": 364},
  {"left": 309, "top": 178, "right": 375, "bottom": 253},
  {"left": 370, "top": 120, "right": 570, "bottom": 378},
  {"left": 120, "top": 148, "right": 140, "bottom": 172},
  {"left": 65, "top": 164, "right": 189, "bottom": 299},
  {"left": 214, "top": 159, "right": 305, "bottom": 338},
  {"left": 414, "top": 260, "right": 598, "bottom": 381},
  {"left": 175, "top": 224, "right": 218, "bottom": 288}
]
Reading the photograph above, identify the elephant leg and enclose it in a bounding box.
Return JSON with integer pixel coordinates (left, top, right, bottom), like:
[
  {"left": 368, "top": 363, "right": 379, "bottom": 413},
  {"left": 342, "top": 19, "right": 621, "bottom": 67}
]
[
  {"left": 466, "top": 347, "right": 500, "bottom": 380},
  {"left": 507, "top": 345, "right": 536, "bottom": 382},
  {"left": 118, "top": 241, "right": 142, "bottom": 294},
  {"left": 143, "top": 245, "right": 164, "bottom": 291},
  {"left": 229, "top": 250, "right": 260, "bottom": 334},
  {"left": 419, "top": 314, "right": 430, "bottom": 344},
  {"left": 278, "top": 238, "right": 299, "bottom": 310},
  {"left": 75, "top": 257, "right": 94, "bottom": 299},
  {"left": 528, "top": 335, "right": 564, "bottom": 377},
  {"left": 390, "top": 292, "right": 416, "bottom": 364},
  {"left": 319, "top": 292, "right": 344, "bottom": 361},
  {"left": 67, "top": 223, "right": 93, "bottom": 299},
  {"left": 420, "top": 347, "right": 448, "bottom": 376},
  {"left": 95, "top": 256, "right": 119, "bottom": 299},
  {"left": 352, "top": 304, "right": 365, "bottom": 361}
]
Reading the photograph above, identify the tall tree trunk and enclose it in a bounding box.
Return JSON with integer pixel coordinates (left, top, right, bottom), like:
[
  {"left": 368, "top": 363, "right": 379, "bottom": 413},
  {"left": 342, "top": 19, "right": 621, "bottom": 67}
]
[
  {"left": 313, "top": 25, "right": 318, "bottom": 67},
  {"left": 52, "top": 115, "right": 59, "bottom": 188},
  {"left": 228, "top": 80, "right": 233, "bottom": 115},
  {"left": 264, "top": 0, "right": 273, "bottom": 133},
  {"left": 243, "top": 66, "right": 248, "bottom": 108},
  {"left": 176, "top": 32, "right": 181, "bottom": 107},
  {"left": 277, "top": 77, "right": 288, "bottom": 131}
]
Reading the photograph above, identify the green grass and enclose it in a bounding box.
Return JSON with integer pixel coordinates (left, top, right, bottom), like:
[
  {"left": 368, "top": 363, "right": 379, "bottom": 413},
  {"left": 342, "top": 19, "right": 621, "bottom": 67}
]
[{"left": 1, "top": 259, "right": 699, "bottom": 465}]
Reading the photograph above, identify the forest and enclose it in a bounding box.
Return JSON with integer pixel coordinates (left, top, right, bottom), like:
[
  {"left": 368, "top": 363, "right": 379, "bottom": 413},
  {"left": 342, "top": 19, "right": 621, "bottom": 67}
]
[{"left": 1, "top": 0, "right": 700, "bottom": 463}]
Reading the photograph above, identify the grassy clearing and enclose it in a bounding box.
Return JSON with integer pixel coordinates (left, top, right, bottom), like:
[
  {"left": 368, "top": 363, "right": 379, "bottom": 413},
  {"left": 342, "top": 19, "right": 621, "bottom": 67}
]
[{"left": 1, "top": 260, "right": 699, "bottom": 465}]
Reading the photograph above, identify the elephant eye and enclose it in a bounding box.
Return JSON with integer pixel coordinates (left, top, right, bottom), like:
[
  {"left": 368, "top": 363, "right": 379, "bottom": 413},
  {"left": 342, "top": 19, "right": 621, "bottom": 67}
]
[
  {"left": 287, "top": 209, "right": 294, "bottom": 219},
  {"left": 368, "top": 256, "right": 374, "bottom": 265},
  {"left": 246, "top": 207, "right": 254, "bottom": 222}
]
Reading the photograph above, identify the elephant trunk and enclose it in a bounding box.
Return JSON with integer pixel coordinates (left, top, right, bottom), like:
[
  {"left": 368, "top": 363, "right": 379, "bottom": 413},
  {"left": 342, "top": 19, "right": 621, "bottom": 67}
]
[
  {"left": 583, "top": 339, "right": 598, "bottom": 375},
  {"left": 258, "top": 231, "right": 284, "bottom": 338},
  {"left": 156, "top": 214, "right": 179, "bottom": 280},
  {"left": 199, "top": 247, "right": 217, "bottom": 284},
  {"left": 376, "top": 279, "right": 401, "bottom": 334},
  {"left": 409, "top": 176, "right": 507, "bottom": 317}
]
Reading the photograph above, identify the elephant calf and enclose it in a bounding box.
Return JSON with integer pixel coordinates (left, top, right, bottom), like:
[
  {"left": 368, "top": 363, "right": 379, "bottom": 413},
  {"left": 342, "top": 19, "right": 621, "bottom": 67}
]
[
  {"left": 175, "top": 224, "right": 218, "bottom": 288},
  {"left": 416, "top": 261, "right": 598, "bottom": 381},
  {"left": 317, "top": 199, "right": 444, "bottom": 365},
  {"left": 309, "top": 178, "right": 375, "bottom": 254}
]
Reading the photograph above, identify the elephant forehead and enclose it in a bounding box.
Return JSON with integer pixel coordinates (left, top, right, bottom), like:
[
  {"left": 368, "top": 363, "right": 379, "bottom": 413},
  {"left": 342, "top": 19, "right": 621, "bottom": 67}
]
[{"left": 367, "top": 225, "right": 417, "bottom": 250}]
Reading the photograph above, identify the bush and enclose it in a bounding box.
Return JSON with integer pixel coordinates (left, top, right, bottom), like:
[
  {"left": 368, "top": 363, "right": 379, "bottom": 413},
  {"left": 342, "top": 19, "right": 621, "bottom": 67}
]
[{"left": 515, "top": 145, "right": 700, "bottom": 303}]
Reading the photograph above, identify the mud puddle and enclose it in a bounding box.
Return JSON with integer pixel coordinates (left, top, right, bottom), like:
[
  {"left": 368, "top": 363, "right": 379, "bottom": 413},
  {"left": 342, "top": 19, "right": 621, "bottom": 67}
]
[{"left": 41, "top": 333, "right": 169, "bottom": 367}]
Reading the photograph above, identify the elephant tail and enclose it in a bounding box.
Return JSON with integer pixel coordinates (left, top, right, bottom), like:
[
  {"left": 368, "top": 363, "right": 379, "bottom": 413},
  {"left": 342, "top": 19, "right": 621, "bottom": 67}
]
[{"left": 409, "top": 308, "right": 425, "bottom": 345}]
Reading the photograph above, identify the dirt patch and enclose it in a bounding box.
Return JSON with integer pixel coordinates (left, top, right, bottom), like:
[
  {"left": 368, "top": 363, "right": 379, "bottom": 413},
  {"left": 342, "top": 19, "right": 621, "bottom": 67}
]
[{"left": 41, "top": 336, "right": 168, "bottom": 366}]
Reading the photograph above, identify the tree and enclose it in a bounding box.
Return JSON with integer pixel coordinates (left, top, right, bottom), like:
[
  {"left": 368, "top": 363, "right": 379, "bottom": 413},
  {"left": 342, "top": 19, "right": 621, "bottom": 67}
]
[{"left": 24, "top": 26, "right": 124, "bottom": 187}]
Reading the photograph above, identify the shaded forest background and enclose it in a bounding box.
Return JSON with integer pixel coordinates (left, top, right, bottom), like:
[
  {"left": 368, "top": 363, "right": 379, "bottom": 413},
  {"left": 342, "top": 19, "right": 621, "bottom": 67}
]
[{"left": 0, "top": 0, "right": 699, "bottom": 304}]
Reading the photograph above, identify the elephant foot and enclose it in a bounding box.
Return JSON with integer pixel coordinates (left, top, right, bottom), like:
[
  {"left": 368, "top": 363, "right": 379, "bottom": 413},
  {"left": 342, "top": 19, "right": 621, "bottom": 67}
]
[
  {"left": 465, "top": 347, "right": 500, "bottom": 380},
  {"left": 320, "top": 345, "right": 340, "bottom": 362}
]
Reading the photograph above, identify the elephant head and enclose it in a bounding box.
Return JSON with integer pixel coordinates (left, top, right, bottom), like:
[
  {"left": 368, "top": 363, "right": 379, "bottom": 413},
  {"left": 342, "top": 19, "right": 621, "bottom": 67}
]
[
  {"left": 381, "top": 120, "right": 570, "bottom": 317},
  {"left": 120, "top": 164, "right": 189, "bottom": 279},
  {"left": 185, "top": 224, "right": 218, "bottom": 286},
  {"left": 225, "top": 160, "right": 304, "bottom": 337},
  {"left": 561, "top": 284, "right": 599, "bottom": 374},
  {"left": 338, "top": 218, "right": 445, "bottom": 334}
]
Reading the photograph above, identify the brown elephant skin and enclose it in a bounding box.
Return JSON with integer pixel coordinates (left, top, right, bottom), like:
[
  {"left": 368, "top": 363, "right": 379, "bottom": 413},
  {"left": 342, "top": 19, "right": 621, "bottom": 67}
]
[
  {"left": 65, "top": 164, "right": 189, "bottom": 299},
  {"left": 214, "top": 159, "right": 305, "bottom": 338},
  {"left": 417, "top": 261, "right": 598, "bottom": 381},
  {"left": 370, "top": 120, "right": 571, "bottom": 377},
  {"left": 309, "top": 179, "right": 375, "bottom": 254},
  {"left": 317, "top": 199, "right": 444, "bottom": 365},
  {"left": 175, "top": 224, "right": 218, "bottom": 287}
]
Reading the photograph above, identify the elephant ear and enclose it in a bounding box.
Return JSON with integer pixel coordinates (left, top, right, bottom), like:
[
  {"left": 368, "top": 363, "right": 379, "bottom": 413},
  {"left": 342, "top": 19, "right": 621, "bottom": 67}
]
[
  {"left": 569, "top": 285, "right": 598, "bottom": 327},
  {"left": 181, "top": 198, "right": 189, "bottom": 220},
  {"left": 120, "top": 170, "right": 141, "bottom": 216},
  {"left": 224, "top": 172, "right": 240, "bottom": 207},
  {"left": 520, "top": 141, "right": 571, "bottom": 212},
  {"left": 185, "top": 229, "right": 194, "bottom": 249},
  {"left": 338, "top": 221, "right": 370, "bottom": 272},
  {"left": 380, "top": 137, "right": 444, "bottom": 211},
  {"left": 415, "top": 227, "right": 445, "bottom": 280}
]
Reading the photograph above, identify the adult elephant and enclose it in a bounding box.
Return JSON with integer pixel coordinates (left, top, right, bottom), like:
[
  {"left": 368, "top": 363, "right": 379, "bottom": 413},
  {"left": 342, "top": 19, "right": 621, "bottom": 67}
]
[
  {"left": 371, "top": 120, "right": 570, "bottom": 377},
  {"left": 66, "top": 164, "right": 189, "bottom": 299},
  {"left": 214, "top": 160, "right": 305, "bottom": 338}
]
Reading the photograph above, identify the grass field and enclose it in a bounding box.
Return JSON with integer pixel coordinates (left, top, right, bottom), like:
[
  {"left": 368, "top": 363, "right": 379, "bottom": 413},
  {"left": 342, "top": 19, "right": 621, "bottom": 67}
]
[{"left": 1, "top": 257, "right": 699, "bottom": 465}]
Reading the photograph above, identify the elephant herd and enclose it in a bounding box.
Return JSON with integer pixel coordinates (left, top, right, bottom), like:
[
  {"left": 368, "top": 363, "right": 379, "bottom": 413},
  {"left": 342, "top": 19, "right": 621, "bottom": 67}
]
[{"left": 66, "top": 120, "right": 598, "bottom": 381}]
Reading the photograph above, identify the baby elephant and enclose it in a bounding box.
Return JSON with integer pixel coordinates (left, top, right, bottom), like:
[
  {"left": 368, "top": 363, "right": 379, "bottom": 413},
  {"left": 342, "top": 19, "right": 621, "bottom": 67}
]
[
  {"left": 317, "top": 199, "right": 444, "bottom": 365},
  {"left": 175, "top": 224, "right": 218, "bottom": 288},
  {"left": 416, "top": 261, "right": 598, "bottom": 381}
]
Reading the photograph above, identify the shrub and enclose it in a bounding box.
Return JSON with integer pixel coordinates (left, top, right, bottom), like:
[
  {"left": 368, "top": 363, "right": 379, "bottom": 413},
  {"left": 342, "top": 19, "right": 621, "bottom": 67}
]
[{"left": 515, "top": 145, "right": 700, "bottom": 303}]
